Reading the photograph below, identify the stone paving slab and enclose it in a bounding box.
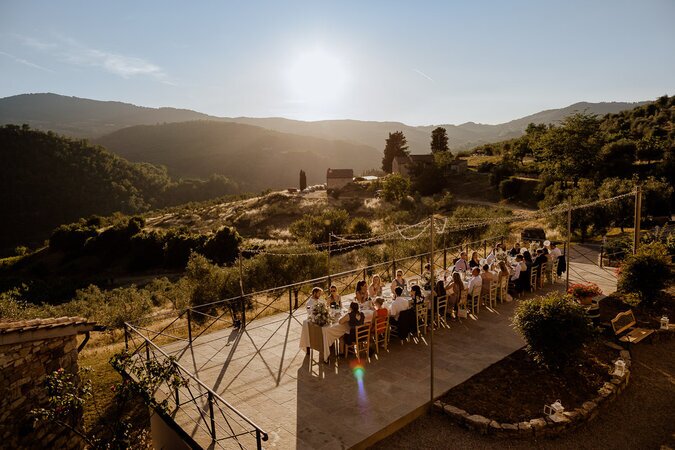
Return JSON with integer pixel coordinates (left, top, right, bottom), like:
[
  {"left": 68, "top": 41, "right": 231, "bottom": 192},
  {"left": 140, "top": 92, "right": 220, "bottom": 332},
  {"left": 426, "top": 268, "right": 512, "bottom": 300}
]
[{"left": 160, "top": 256, "right": 616, "bottom": 449}]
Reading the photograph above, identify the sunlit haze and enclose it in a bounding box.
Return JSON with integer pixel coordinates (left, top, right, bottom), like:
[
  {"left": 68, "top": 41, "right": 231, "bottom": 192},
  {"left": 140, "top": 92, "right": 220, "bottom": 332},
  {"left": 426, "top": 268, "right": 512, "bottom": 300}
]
[{"left": 1, "top": 0, "right": 673, "bottom": 124}]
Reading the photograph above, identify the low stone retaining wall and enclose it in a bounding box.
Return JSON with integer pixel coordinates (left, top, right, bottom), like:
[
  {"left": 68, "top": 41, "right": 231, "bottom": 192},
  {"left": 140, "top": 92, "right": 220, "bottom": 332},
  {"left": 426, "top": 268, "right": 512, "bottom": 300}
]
[{"left": 433, "top": 348, "right": 632, "bottom": 438}]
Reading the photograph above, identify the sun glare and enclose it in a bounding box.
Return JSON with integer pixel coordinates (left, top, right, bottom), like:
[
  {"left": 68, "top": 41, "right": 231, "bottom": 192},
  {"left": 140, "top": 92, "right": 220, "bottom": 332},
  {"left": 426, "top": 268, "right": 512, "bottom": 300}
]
[{"left": 286, "top": 48, "right": 349, "bottom": 105}]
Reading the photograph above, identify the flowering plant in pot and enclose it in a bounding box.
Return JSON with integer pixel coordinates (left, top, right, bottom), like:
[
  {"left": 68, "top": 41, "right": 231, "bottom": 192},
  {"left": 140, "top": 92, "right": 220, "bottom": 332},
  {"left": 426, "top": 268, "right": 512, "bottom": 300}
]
[{"left": 567, "top": 282, "right": 602, "bottom": 304}]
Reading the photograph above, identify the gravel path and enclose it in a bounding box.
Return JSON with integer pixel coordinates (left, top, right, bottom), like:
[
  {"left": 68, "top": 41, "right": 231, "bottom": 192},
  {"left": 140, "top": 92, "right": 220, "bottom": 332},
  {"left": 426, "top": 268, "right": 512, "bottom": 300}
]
[{"left": 372, "top": 338, "right": 675, "bottom": 450}]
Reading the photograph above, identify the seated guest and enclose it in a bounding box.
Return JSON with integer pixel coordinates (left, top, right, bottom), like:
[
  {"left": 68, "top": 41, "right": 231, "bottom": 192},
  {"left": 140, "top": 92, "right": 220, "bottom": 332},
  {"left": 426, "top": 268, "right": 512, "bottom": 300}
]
[
  {"left": 373, "top": 297, "right": 388, "bottom": 334},
  {"left": 433, "top": 279, "right": 447, "bottom": 312},
  {"left": 453, "top": 252, "right": 470, "bottom": 272},
  {"left": 307, "top": 287, "right": 323, "bottom": 310},
  {"left": 421, "top": 263, "right": 432, "bottom": 290},
  {"left": 469, "top": 251, "right": 481, "bottom": 268},
  {"left": 410, "top": 285, "right": 424, "bottom": 305},
  {"left": 389, "top": 287, "right": 408, "bottom": 320},
  {"left": 327, "top": 284, "right": 341, "bottom": 308},
  {"left": 339, "top": 302, "right": 364, "bottom": 350},
  {"left": 368, "top": 275, "right": 383, "bottom": 298},
  {"left": 468, "top": 267, "right": 483, "bottom": 298},
  {"left": 509, "top": 242, "right": 521, "bottom": 257},
  {"left": 355, "top": 280, "right": 369, "bottom": 306},
  {"left": 510, "top": 255, "right": 523, "bottom": 281},
  {"left": 498, "top": 261, "right": 511, "bottom": 284},
  {"left": 533, "top": 249, "right": 547, "bottom": 267},
  {"left": 392, "top": 269, "right": 408, "bottom": 294},
  {"left": 446, "top": 272, "right": 464, "bottom": 312},
  {"left": 480, "top": 264, "right": 496, "bottom": 295},
  {"left": 523, "top": 250, "right": 533, "bottom": 268},
  {"left": 486, "top": 244, "right": 499, "bottom": 264}
]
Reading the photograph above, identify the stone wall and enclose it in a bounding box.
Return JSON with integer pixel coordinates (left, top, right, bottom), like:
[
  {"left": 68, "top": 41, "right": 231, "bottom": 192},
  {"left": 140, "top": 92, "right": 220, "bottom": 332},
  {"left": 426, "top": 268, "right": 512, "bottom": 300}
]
[{"left": 0, "top": 334, "right": 83, "bottom": 449}]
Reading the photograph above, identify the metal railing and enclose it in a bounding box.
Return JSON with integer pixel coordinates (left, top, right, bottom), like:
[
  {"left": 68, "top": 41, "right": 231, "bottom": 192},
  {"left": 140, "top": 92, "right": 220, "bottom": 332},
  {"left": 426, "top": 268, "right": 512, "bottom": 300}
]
[
  {"left": 120, "top": 234, "right": 505, "bottom": 448},
  {"left": 122, "top": 322, "right": 269, "bottom": 449}
]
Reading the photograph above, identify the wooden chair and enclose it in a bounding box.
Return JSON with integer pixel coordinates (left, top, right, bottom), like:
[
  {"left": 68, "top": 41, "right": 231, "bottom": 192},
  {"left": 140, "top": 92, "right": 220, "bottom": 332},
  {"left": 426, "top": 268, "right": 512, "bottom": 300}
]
[
  {"left": 496, "top": 277, "right": 507, "bottom": 303},
  {"left": 487, "top": 282, "right": 498, "bottom": 308},
  {"left": 469, "top": 288, "right": 481, "bottom": 316},
  {"left": 415, "top": 303, "right": 428, "bottom": 336},
  {"left": 435, "top": 295, "right": 448, "bottom": 328},
  {"left": 529, "top": 269, "right": 537, "bottom": 292},
  {"left": 372, "top": 314, "right": 390, "bottom": 353},
  {"left": 552, "top": 260, "right": 559, "bottom": 282},
  {"left": 347, "top": 324, "right": 371, "bottom": 361},
  {"left": 538, "top": 263, "right": 547, "bottom": 288},
  {"left": 611, "top": 310, "right": 654, "bottom": 349},
  {"left": 457, "top": 290, "right": 468, "bottom": 319}
]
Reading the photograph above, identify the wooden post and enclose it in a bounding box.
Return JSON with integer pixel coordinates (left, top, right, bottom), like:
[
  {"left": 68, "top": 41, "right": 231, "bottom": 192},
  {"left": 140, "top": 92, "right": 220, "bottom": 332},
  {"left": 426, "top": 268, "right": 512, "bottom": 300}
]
[
  {"left": 429, "top": 214, "right": 435, "bottom": 405},
  {"left": 633, "top": 185, "right": 642, "bottom": 255},
  {"left": 566, "top": 198, "right": 572, "bottom": 291},
  {"left": 327, "top": 232, "right": 332, "bottom": 286}
]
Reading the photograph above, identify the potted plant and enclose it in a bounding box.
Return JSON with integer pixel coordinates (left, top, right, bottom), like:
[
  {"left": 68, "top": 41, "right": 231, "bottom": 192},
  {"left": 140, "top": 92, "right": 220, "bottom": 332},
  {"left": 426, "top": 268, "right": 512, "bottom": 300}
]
[{"left": 567, "top": 282, "right": 603, "bottom": 305}]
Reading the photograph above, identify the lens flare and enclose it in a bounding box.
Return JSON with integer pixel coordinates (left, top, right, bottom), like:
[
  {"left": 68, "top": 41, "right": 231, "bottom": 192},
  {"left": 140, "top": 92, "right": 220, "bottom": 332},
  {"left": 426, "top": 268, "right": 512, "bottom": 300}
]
[{"left": 350, "top": 360, "right": 367, "bottom": 403}]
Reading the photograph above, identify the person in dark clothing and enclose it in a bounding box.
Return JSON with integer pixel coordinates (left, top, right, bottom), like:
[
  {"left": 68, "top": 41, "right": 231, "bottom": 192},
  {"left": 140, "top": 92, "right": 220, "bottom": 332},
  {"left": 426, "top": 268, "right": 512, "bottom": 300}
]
[
  {"left": 509, "top": 242, "right": 521, "bottom": 257},
  {"left": 339, "top": 302, "right": 364, "bottom": 348}
]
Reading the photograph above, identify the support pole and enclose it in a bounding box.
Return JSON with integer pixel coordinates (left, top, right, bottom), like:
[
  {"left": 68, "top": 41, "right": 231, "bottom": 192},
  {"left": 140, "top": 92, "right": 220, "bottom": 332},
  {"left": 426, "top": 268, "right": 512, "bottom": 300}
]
[
  {"left": 566, "top": 198, "right": 572, "bottom": 291},
  {"left": 238, "top": 251, "right": 246, "bottom": 328},
  {"left": 429, "top": 214, "right": 435, "bottom": 406},
  {"left": 633, "top": 185, "right": 642, "bottom": 255},
  {"left": 327, "top": 232, "right": 332, "bottom": 287}
]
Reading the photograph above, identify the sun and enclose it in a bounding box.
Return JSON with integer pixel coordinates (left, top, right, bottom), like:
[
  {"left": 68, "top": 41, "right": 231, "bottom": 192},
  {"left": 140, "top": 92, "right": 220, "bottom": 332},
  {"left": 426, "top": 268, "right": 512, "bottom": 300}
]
[{"left": 285, "top": 48, "right": 349, "bottom": 105}]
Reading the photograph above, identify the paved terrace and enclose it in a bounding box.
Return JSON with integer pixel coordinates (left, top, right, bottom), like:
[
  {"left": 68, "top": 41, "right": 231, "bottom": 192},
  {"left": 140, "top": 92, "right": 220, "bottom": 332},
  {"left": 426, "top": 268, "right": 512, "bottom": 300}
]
[{"left": 160, "top": 254, "right": 616, "bottom": 450}]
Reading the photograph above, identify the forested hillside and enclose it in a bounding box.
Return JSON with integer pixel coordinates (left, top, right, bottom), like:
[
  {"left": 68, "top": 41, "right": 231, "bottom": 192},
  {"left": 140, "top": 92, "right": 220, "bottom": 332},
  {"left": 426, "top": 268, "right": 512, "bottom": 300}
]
[
  {"left": 95, "top": 121, "right": 382, "bottom": 189},
  {"left": 0, "top": 93, "right": 215, "bottom": 138},
  {"left": 0, "top": 125, "right": 238, "bottom": 253}
]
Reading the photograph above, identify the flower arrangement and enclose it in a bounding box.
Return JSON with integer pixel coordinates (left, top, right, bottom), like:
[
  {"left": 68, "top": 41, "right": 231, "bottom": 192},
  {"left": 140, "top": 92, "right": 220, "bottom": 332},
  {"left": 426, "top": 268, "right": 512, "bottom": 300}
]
[
  {"left": 496, "top": 251, "right": 508, "bottom": 264},
  {"left": 529, "top": 241, "right": 540, "bottom": 254},
  {"left": 567, "top": 282, "right": 603, "bottom": 300},
  {"left": 309, "top": 302, "right": 330, "bottom": 326}
]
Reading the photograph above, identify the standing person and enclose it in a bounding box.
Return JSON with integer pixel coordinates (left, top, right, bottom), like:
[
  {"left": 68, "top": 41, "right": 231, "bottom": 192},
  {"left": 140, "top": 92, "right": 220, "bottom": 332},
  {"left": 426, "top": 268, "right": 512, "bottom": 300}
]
[
  {"left": 421, "top": 263, "right": 432, "bottom": 290},
  {"left": 469, "top": 251, "right": 481, "bottom": 269},
  {"left": 453, "top": 252, "right": 470, "bottom": 272},
  {"left": 446, "top": 272, "right": 464, "bottom": 314},
  {"left": 369, "top": 275, "right": 383, "bottom": 298}
]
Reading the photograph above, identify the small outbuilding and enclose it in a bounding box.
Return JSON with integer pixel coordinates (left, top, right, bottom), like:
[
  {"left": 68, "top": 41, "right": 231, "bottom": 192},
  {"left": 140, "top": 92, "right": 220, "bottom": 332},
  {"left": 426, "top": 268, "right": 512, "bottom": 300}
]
[{"left": 326, "top": 168, "right": 354, "bottom": 191}]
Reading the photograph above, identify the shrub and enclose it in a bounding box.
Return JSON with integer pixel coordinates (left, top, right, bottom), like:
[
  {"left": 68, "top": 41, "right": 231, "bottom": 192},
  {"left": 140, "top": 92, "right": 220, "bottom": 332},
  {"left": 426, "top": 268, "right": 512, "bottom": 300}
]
[
  {"left": 499, "top": 177, "right": 518, "bottom": 200},
  {"left": 290, "top": 209, "right": 349, "bottom": 244},
  {"left": 512, "top": 292, "right": 595, "bottom": 368},
  {"left": 381, "top": 174, "right": 411, "bottom": 202},
  {"left": 617, "top": 243, "right": 671, "bottom": 306},
  {"left": 203, "top": 226, "right": 241, "bottom": 265},
  {"left": 476, "top": 161, "right": 495, "bottom": 173},
  {"left": 348, "top": 218, "right": 372, "bottom": 238},
  {"left": 49, "top": 222, "right": 98, "bottom": 253}
]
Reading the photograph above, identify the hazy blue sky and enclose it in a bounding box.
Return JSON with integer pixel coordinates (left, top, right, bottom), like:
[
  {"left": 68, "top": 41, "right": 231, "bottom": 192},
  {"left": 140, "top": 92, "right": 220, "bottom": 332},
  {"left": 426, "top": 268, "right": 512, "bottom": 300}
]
[{"left": 1, "top": 0, "right": 673, "bottom": 125}]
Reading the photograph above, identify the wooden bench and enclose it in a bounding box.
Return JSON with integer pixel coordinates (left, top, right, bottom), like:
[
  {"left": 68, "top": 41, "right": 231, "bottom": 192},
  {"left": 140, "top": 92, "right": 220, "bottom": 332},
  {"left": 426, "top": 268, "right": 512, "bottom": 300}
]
[{"left": 611, "top": 310, "right": 654, "bottom": 347}]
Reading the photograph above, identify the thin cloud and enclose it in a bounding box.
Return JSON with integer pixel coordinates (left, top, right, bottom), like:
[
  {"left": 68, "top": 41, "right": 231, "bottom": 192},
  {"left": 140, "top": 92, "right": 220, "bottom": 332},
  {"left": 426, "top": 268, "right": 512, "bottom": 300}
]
[
  {"left": 16, "top": 34, "right": 174, "bottom": 85},
  {"left": 0, "top": 50, "right": 54, "bottom": 73},
  {"left": 413, "top": 68, "right": 434, "bottom": 82}
]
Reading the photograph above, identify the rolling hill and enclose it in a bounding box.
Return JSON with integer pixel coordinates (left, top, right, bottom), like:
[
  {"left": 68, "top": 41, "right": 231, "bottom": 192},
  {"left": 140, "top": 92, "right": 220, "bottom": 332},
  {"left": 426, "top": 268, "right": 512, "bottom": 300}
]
[
  {"left": 0, "top": 93, "right": 649, "bottom": 152},
  {"left": 94, "top": 121, "right": 382, "bottom": 189}
]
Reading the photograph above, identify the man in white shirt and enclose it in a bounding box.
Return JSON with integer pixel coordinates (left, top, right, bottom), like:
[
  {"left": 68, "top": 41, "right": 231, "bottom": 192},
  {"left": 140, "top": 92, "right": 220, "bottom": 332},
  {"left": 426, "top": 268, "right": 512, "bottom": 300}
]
[
  {"left": 454, "top": 252, "right": 470, "bottom": 272},
  {"left": 550, "top": 242, "right": 562, "bottom": 260},
  {"left": 510, "top": 255, "right": 523, "bottom": 281},
  {"left": 389, "top": 286, "right": 409, "bottom": 320},
  {"left": 306, "top": 287, "right": 323, "bottom": 310},
  {"left": 468, "top": 267, "right": 482, "bottom": 297}
]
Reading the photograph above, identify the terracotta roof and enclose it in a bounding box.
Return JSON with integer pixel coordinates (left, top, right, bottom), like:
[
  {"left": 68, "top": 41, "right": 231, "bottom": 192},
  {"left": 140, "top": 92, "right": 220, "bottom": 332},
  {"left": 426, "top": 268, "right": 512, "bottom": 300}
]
[
  {"left": 326, "top": 168, "right": 354, "bottom": 178},
  {"left": 0, "top": 316, "right": 97, "bottom": 334}
]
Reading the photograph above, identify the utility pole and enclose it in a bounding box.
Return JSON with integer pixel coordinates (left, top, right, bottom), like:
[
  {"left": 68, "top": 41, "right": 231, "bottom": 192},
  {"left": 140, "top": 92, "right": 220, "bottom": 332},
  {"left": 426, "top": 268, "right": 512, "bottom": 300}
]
[
  {"left": 633, "top": 185, "right": 642, "bottom": 255},
  {"left": 327, "top": 232, "right": 332, "bottom": 286},
  {"left": 566, "top": 199, "right": 572, "bottom": 291},
  {"left": 429, "top": 214, "right": 435, "bottom": 405}
]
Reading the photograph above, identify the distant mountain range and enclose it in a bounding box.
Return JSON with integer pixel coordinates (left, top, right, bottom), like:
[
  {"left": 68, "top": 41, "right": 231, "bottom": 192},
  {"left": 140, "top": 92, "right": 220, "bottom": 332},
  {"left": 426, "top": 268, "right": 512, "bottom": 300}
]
[
  {"left": 0, "top": 93, "right": 649, "bottom": 152},
  {"left": 94, "top": 121, "right": 381, "bottom": 189}
]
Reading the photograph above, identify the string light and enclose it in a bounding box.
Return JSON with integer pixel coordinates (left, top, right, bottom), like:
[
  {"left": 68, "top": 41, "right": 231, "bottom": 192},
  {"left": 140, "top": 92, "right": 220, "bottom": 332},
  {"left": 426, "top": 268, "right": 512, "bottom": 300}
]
[{"left": 240, "top": 191, "right": 637, "bottom": 257}]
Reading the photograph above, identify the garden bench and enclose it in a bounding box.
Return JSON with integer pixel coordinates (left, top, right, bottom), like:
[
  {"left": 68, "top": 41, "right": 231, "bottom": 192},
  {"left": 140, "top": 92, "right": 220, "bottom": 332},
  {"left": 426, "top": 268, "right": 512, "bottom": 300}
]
[{"left": 611, "top": 310, "right": 654, "bottom": 347}]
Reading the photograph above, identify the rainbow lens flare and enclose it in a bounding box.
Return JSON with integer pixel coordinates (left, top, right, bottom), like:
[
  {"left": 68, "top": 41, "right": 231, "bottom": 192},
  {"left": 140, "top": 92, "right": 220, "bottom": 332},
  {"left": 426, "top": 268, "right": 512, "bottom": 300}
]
[{"left": 350, "top": 360, "right": 367, "bottom": 402}]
